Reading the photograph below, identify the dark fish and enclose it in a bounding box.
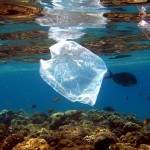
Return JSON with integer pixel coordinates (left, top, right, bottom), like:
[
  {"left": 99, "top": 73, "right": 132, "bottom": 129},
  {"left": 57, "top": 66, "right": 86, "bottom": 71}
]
[
  {"left": 125, "top": 96, "right": 129, "bottom": 100},
  {"left": 106, "top": 71, "right": 137, "bottom": 86},
  {"left": 29, "top": 104, "right": 37, "bottom": 109},
  {"left": 2, "top": 60, "right": 7, "bottom": 64},
  {"left": 109, "top": 54, "right": 131, "bottom": 59},
  {"left": 53, "top": 96, "right": 62, "bottom": 103},
  {"left": 137, "top": 93, "right": 142, "bottom": 97},
  {"left": 103, "top": 106, "right": 115, "bottom": 112},
  {"left": 48, "top": 108, "right": 54, "bottom": 114},
  {"left": 143, "top": 118, "right": 150, "bottom": 129}
]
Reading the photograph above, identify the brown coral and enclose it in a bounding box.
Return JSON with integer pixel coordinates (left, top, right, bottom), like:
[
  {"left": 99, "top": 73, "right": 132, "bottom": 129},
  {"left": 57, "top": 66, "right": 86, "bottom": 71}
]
[
  {"left": 1, "top": 132, "right": 25, "bottom": 150},
  {"left": 0, "top": 2, "right": 42, "bottom": 19},
  {"left": 13, "top": 138, "right": 52, "bottom": 150}
]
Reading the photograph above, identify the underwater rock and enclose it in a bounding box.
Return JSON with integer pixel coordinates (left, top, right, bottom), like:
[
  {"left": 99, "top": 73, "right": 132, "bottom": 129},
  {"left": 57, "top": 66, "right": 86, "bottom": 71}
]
[
  {"left": 110, "top": 143, "right": 137, "bottom": 150},
  {"left": 138, "top": 144, "right": 150, "bottom": 150},
  {"left": 93, "top": 131, "right": 118, "bottom": 150},
  {"left": 0, "top": 123, "right": 9, "bottom": 146},
  {"left": 64, "top": 110, "right": 85, "bottom": 121},
  {"left": 13, "top": 138, "right": 52, "bottom": 150},
  {"left": 0, "top": 30, "right": 48, "bottom": 41},
  {"left": 120, "top": 130, "right": 150, "bottom": 148},
  {"left": 0, "top": 110, "right": 16, "bottom": 126},
  {"left": 100, "top": 0, "right": 149, "bottom": 6},
  {"left": 81, "top": 34, "right": 150, "bottom": 55},
  {"left": 11, "top": 111, "right": 30, "bottom": 131},
  {"left": 30, "top": 112, "right": 48, "bottom": 124},
  {"left": 103, "top": 11, "right": 149, "bottom": 23},
  {"left": 0, "top": 109, "right": 150, "bottom": 149},
  {"left": 0, "top": 2, "right": 42, "bottom": 19},
  {"left": 48, "top": 112, "right": 65, "bottom": 130},
  {"left": 1, "top": 131, "right": 25, "bottom": 150}
]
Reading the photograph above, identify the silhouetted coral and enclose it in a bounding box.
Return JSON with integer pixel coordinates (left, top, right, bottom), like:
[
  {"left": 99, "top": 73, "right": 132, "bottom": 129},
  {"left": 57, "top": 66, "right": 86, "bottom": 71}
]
[
  {"left": 30, "top": 112, "right": 48, "bottom": 124},
  {"left": 1, "top": 131, "right": 26, "bottom": 150}
]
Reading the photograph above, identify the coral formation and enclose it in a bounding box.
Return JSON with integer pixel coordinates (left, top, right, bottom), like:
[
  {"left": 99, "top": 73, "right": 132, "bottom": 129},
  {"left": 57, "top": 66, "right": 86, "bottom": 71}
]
[
  {"left": 13, "top": 138, "right": 51, "bottom": 150},
  {"left": 0, "top": 2, "right": 42, "bottom": 19},
  {"left": 0, "top": 109, "right": 149, "bottom": 149},
  {"left": 1, "top": 131, "right": 26, "bottom": 150}
]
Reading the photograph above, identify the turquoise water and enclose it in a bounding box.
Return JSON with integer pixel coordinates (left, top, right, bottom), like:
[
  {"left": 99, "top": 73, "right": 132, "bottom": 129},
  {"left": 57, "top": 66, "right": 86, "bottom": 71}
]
[
  {"left": 0, "top": 1, "right": 150, "bottom": 120},
  {"left": 0, "top": 51, "right": 150, "bottom": 120}
]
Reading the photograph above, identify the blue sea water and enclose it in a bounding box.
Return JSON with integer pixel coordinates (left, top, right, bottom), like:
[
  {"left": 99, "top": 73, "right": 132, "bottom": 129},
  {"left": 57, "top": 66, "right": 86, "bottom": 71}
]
[
  {"left": 0, "top": 1, "right": 150, "bottom": 120},
  {"left": 0, "top": 50, "right": 150, "bottom": 120}
]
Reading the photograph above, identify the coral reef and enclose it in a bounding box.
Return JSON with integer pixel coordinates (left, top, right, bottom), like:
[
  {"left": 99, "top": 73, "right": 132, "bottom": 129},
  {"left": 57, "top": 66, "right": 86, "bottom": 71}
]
[
  {"left": 0, "top": 2, "right": 42, "bottom": 19},
  {"left": 13, "top": 138, "right": 51, "bottom": 150},
  {"left": 30, "top": 112, "right": 48, "bottom": 124},
  {"left": 1, "top": 131, "right": 27, "bottom": 150},
  {"left": 0, "top": 109, "right": 150, "bottom": 149}
]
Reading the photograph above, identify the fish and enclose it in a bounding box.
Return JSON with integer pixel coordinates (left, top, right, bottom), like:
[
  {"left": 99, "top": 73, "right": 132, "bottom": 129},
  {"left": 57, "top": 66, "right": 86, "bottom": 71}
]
[
  {"left": 106, "top": 71, "right": 137, "bottom": 86},
  {"left": 29, "top": 104, "right": 37, "bottom": 109},
  {"left": 2, "top": 60, "right": 7, "bottom": 64},
  {"left": 125, "top": 96, "right": 129, "bottom": 100},
  {"left": 48, "top": 108, "right": 54, "bottom": 114},
  {"left": 103, "top": 106, "right": 115, "bottom": 112},
  {"left": 109, "top": 54, "right": 131, "bottom": 59},
  {"left": 143, "top": 118, "right": 150, "bottom": 129},
  {"left": 53, "top": 96, "right": 62, "bottom": 103}
]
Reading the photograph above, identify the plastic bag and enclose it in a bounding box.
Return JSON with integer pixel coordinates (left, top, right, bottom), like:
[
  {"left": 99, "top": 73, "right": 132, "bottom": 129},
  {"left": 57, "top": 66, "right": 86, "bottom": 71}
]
[
  {"left": 40, "top": 41, "right": 107, "bottom": 106},
  {"left": 48, "top": 27, "right": 85, "bottom": 42},
  {"left": 138, "top": 6, "right": 150, "bottom": 40},
  {"left": 36, "top": 7, "right": 106, "bottom": 28}
]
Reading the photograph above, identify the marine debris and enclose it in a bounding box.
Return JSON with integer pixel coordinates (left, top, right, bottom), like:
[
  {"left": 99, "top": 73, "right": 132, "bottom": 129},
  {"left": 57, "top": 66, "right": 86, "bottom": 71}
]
[{"left": 0, "top": 109, "right": 150, "bottom": 149}]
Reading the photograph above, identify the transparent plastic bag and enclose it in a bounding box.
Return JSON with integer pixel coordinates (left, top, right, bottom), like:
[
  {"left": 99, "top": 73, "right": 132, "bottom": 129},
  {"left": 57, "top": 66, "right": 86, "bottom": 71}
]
[
  {"left": 40, "top": 41, "right": 107, "bottom": 106},
  {"left": 138, "top": 6, "right": 150, "bottom": 40},
  {"left": 48, "top": 27, "right": 85, "bottom": 42},
  {"left": 36, "top": 7, "right": 106, "bottom": 28}
]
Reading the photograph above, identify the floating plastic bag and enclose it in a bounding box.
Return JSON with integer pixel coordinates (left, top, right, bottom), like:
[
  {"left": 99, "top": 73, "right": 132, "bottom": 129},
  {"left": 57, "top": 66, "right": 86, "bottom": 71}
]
[
  {"left": 36, "top": 7, "right": 106, "bottom": 28},
  {"left": 40, "top": 41, "right": 107, "bottom": 106},
  {"left": 48, "top": 27, "right": 85, "bottom": 42},
  {"left": 138, "top": 6, "right": 150, "bottom": 40}
]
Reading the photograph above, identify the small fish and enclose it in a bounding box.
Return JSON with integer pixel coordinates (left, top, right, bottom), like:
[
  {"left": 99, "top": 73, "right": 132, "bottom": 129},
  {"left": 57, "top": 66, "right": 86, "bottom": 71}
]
[
  {"left": 29, "top": 104, "right": 37, "bottom": 109},
  {"left": 2, "top": 60, "right": 7, "bottom": 64},
  {"left": 48, "top": 108, "right": 54, "bottom": 114},
  {"left": 53, "top": 96, "right": 62, "bottom": 103},
  {"left": 143, "top": 118, "right": 150, "bottom": 129},
  {"left": 125, "top": 96, "right": 129, "bottom": 100},
  {"left": 103, "top": 106, "right": 115, "bottom": 112},
  {"left": 109, "top": 54, "right": 131, "bottom": 59},
  {"left": 148, "top": 96, "right": 150, "bottom": 100}
]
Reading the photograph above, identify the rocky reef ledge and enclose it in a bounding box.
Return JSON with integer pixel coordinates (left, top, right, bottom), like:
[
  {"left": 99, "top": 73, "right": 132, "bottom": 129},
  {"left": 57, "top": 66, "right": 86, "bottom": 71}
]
[{"left": 0, "top": 109, "right": 150, "bottom": 150}]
